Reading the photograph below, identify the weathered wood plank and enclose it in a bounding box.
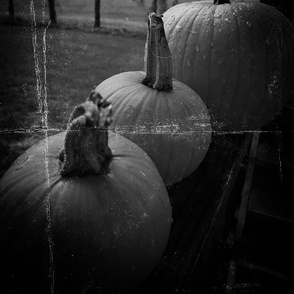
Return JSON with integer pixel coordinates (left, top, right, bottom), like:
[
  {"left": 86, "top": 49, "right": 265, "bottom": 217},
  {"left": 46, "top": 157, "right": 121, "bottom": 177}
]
[{"left": 133, "top": 133, "right": 252, "bottom": 293}]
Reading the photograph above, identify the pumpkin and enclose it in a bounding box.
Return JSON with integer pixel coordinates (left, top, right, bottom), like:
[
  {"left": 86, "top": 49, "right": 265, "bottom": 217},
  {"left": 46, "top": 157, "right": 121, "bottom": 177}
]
[
  {"left": 95, "top": 13, "right": 211, "bottom": 187},
  {"left": 163, "top": 0, "right": 294, "bottom": 131},
  {"left": 0, "top": 92, "right": 172, "bottom": 294}
]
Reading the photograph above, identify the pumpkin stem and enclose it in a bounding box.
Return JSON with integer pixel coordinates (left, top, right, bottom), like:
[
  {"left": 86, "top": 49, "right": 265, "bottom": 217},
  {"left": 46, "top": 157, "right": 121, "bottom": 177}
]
[
  {"left": 60, "top": 90, "right": 113, "bottom": 177},
  {"left": 213, "top": 0, "right": 230, "bottom": 4},
  {"left": 142, "top": 13, "right": 173, "bottom": 91},
  {"left": 142, "top": 13, "right": 157, "bottom": 88}
]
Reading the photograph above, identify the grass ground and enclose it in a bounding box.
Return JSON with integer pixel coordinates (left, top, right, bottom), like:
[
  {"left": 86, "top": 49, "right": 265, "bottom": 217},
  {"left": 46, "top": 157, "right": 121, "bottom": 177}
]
[{"left": 0, "top": 21, "right": 145, "bottom": 177}]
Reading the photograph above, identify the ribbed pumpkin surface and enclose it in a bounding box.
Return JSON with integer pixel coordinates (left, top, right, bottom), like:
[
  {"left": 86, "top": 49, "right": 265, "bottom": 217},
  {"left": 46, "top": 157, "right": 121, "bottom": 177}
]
[
  {"left": 0, "top": 131, "right": 172, "bottom": 294},
  {"left": 95, "top": 71, "right": 211, "bottom": 186},
  {"left": 164, "top": 1, "right": 294, "bottom": 130}
]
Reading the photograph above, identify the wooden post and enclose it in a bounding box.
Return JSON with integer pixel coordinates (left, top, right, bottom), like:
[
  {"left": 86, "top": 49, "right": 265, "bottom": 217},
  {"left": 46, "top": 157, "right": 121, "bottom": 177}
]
[
  {"left": 158, "top": 0, "right": 167, "bottom": 14},
  {"left": 48, "top": 0, "right": 57, "bottom": 25},
  {"left": 150, "top": 0, "right": 157, "bottom": 13},
  {"left": 8, "top": 0, "right": 15, "bottom": 20},
  {"left": 94, "top": 0, "right": 101, "bottom": 29},
  {"left": 149, "top": 0, "right": 168, "bottom": 15}
]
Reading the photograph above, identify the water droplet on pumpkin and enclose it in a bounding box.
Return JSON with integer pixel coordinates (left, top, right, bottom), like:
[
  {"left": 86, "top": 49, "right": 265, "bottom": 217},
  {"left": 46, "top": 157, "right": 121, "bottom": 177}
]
[
  {"left": 186, "top": 60, "right": 191, "bottom": 67},
  {"left": 210, "top": 42, "right": 214, "bottom": 47},
  {"left": 168, "top": 15, "right": 175, "bottom": 24},
  {"left": 185, "top": 17, "right": 189, "bottom": 22},
  {"left": 246, "top": 21, "right": 252, "bottom": 27},
  {"left": 195, "top": 45, "right": 200, "bottom": 52},
  {"left": 214, "top": 14, "right": 222, "bottom": 19}
]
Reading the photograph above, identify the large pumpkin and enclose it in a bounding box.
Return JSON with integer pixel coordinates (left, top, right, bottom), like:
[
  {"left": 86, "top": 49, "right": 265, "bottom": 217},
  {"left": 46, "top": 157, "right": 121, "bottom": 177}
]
[
  {"left": 0, "top": 93, "right": 172, "bottom": 294},
  {"left": 95, "top": 13, "right": 211, "bottom": 187},
  {"left": 163, "top": 0, "right": 294, "bottom": 131}
]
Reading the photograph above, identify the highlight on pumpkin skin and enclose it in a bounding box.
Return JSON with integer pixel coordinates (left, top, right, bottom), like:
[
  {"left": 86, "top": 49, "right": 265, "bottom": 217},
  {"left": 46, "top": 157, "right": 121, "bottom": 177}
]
[
  {"left": 142, "top": 12, "right": 173, "bottom": 92},
  {"left": 59, "top": 90, "right": 113, "bottom": 177}
]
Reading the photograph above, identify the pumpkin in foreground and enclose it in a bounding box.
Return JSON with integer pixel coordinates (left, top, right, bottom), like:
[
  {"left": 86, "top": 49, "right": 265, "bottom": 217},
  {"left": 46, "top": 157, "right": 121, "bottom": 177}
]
[
  {"left": 164, "top": 0, "right": 294, "bottom": 131},
  {"left": 0, "top": 93, "right": 172, "bottom": 294},
  {"left": 95, "top": 13, "right": 211, "bottom": 187}
]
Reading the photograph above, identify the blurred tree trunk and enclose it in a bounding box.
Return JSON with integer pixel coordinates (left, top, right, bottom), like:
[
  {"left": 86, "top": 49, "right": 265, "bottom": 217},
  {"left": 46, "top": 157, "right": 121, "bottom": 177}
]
[
  {"left": 149, "top": 0, "right": 167, "bottom": 15},
  {"left": 159, "top": 0, "right": 167, "bottom": 14},
  {"left": 150, "top": 0, "right": 157, "bottom": 13},
  {"left": 48, "top": 0, "right": 57, "bottom": 24},
  {"left": 8, "top": 0, "right": 15, "bottom": 20},
  {"left": 94, "top": 0, "right": 101, "bottom": 29}
]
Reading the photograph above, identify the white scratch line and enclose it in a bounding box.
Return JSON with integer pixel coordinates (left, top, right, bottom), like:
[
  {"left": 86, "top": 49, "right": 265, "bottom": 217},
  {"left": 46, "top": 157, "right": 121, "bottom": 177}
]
[
  {"left": 277, "top": 135, "right": 283, "bottom": 182},
  {"left": 30, "top": 1, "right": 55, "bottom": 293}
]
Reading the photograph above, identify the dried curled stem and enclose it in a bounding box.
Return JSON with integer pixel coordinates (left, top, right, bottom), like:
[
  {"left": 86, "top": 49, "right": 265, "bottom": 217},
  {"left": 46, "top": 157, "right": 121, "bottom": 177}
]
[{"left": 60, "top": 90, "right": 113, "bottom": 177}]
